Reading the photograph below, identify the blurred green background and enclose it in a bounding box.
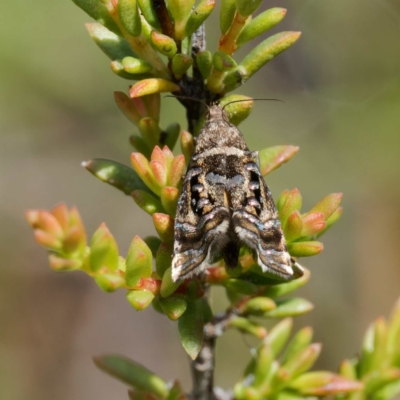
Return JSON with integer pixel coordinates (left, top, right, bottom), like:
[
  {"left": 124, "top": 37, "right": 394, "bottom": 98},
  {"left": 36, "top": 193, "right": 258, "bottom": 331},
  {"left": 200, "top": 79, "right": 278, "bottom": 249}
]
[{"left": 1, "top": 1, "right": 400, "bottom": 399}]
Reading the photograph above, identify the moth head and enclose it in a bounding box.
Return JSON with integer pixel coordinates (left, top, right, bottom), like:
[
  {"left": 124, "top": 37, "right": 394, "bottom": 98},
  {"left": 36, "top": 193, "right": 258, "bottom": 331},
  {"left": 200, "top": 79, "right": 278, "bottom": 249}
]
[{"left": 207, "top": 104, "right": 229, "bottom": 123}]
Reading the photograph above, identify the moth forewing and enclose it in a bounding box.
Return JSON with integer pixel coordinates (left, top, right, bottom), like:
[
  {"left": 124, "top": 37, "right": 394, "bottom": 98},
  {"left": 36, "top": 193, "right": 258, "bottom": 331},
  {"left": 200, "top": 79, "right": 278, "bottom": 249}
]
[{"left": 171, "top": 104, "right": 298, "bottom": 282}]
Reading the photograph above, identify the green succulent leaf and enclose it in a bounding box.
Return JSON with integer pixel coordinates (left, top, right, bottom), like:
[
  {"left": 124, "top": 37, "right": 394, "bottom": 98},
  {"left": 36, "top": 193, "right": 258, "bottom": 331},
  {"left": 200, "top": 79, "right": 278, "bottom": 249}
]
[
  {"left": 93, "top": 355, "right": 169, "bottom": 398},
  {"left": 90, "top": 223, "right": 119, "bottom": 272},
  {"left": 83, "top": 158, "right": 151, "bottom": 195},
  {"left": 72, "top": 0, "right": 121, "bottom": 35},
  {"left": 86, "top": 23, "right": 136, "bottom": 60},
  {"left": 265, "top": 298, "right": 314, "bottom": 318},
  {"left": 159, "top": 295, "right": 188, "bottom": 320},
  {"left": 237, "top": 8, "right": 287, "bottom": 47},
  {"left": 125, "top": 236, "right": 153, "bottom": 286},
  {"left": 178, "top": 300, "right": 204, "bottom": 360},
  {"left": 220, "top": 0, "right": 237, "bottom": 34},
  {"left": 235, "top": 0, "right": 263, "bottom": 17}
]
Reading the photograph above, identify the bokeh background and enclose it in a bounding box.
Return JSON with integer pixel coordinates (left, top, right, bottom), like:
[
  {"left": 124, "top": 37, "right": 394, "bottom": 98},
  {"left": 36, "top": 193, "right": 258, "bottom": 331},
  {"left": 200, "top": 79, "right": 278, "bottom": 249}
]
[{"left": 1, "top": 0, "right": 400, "bottom": 399}]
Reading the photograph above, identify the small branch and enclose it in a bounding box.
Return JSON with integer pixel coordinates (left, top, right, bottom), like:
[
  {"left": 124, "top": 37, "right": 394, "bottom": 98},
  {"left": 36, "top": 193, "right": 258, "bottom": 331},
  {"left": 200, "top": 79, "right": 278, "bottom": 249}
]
[
  {"left": 190, "top": 306, "right": 238, "bottom": 400},
  {"left": 152, "top": 0, "right": 174, "bottom": 37}
]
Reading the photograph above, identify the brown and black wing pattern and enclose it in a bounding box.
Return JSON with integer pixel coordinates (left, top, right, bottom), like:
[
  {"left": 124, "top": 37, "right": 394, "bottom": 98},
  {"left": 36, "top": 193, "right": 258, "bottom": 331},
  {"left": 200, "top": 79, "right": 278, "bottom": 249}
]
[
  {"left": 230, "top": 151, "right": 295, "bottom": 280},
  {"left": 172, "top": 104, "right": 301, "bottom": 282}
]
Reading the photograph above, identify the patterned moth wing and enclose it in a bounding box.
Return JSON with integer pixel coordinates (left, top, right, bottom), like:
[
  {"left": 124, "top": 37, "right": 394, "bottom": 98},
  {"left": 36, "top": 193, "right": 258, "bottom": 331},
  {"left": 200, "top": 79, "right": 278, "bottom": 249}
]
[{"left": 171, "top": 104, "right": 300, "bottom": 282}]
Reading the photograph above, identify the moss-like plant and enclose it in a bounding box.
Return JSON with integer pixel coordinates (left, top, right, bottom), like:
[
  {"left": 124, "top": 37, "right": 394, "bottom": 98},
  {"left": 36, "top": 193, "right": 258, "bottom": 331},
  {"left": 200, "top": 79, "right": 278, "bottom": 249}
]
[{"left": 26, "top": 1, "right": 400, "bottom": 399}]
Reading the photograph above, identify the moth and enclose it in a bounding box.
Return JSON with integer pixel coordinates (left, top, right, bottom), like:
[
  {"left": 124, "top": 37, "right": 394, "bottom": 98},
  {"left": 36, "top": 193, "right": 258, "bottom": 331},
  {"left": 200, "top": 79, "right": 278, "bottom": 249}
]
[{"left": 171, "top": 103, "right": 302, "bottom": 282}]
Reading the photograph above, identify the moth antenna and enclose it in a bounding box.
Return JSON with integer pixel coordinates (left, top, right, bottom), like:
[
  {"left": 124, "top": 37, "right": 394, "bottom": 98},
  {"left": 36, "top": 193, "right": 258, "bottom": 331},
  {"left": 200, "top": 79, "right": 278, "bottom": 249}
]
[
  {"left": 222, "top": 98, "right": 285, "bottom": 111},
  {"left": 164, "top": 95, "right": 209, "bottom": 109}
]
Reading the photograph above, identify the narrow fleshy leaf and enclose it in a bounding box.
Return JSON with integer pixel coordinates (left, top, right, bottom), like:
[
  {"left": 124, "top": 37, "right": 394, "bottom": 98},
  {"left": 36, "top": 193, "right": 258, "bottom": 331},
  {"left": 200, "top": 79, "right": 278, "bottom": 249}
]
[
  {"left": 160, "top": 266, "right": 182, "bottom": 297},
  {"left": 160, "top": 295, "right": 188, "bottom": 320},
  {"left": 213, "top": 51, "right": 237, "bottom": 72},
  {"left": 156, "top": 242, "right": 172, "bottom": 277},
  {"left": 125, "top": 236, "right": 153, "bottom": 286},
  {"left": 266, "top": 318, "right": 293, "bottom": 356},
  {"left": 122, "top": 56, "right": 152, "bottom": 74},
  {"left": 168, "top": 155, "right": 185, "bottom": 188},
  {"left": 131, "top": 152, "right": 160, "bottom": 194},
  {"left": 277, "top": 190, "right": 290, "bottom": 213},
  {"left": 150, "top": 160, "right": 167, "bottom": 187},
  {"left": 237, "top": 8, "right": 287, "bottom": 47},
  {"left": 168, "top": 0, "right": 195, "bottom": 23},
  {"left": 161, "top": 123, "right": 180, "bottom": 151},
  {"left": 265, "top": 298, "right": 314, "bottom": 318},
  {"left": 301, "top": 212, "right": 326, "bottom": 237},
  {"left": 48, "top": 254, "right": 82, "bottom": 271},
  {"left": 129, "top": 135, "right": 151, "bottom": 158},
  {"left": 235, "top": 0, "right": 263, "bottom": 17},
  {"left": 289, "top": 371, "right": 363, "bottom": 396},
  {"left": 178, "top": 300, "right": 204, "bottom": 360},
  {"left": 306, "top": 193, "right": 343, "bottom": 220},
  {"left": 288, "top": 241, "right": 323, "bottom": 257},
  {"left": 339, "top": 359, "right": 358, "bottom": 380},
  {"left": 137, "top": 0, "right": 160, "bottom": 28},
  {"left": 224, "top": 279, "right": 258, "bottom": 295},
  {"left": 228, "top": 317, "right": 267, "bottom": 338},
  {"left": 152, "top": 213, "right": 174, "bottom": 244},
  {"left": 95, "top": 273, "right": 125, "bottom": 292},
  {"left": 90, "top": 223, "right": 119, "bottom": 272},
  {"left": 86, "top": 23, "right": 136, "bottom": 60},
  {"left": 126, "top": 290, "right": 155, "bottom": 310},
  {"left": 220, "top": 0, "right": 237, "bottom": 34},
  {"left": 111, "top": 59, "right": 151, "bottom": 80},
  {"left": 72, "top": 0, "right": 121, "bottom": 35},
  {"left": 284, "top": 210, "right": 303, "bottom": 242},
  {"left": 130, "top": 79, "right": 180, "bottom": 98},
  {"left": 368, "top": 379, "right": 400, "bottom": 400},
  {"left": 132, "top": 190, "right": 164, "bottom": 215},
  {"left": 282, "top": 327, "right": 313, "bottom": 364},
  {"left": 263, "top": 268, "right": 310, "bottom": 298},
  {"left": 115, "top": 91, "right": 142, "bottom": 125},
  {"left": 83, "top": 158, "right": 151, "bottom": 195},
  {"left": 196, "top": 51, "right": 213, "bottom": 79},
  {"left": 94, "top": 355, "right": 168, "bottom": 398},
  {"left": 219, "top": 95, "right": 253, "bottom": 126},
  {"left": 50, "top": 204, "right": 69, "bottom": 232},
  {"left": 26, "top": 210, "right": 63, "bottom": 238},
  {"left": 185, "top": 0, "right": 216, "bottom": 37},
  {"left": 166, "top": 381, "right": 185, "bottom": 400},
  {"left": 279, "top": 188, "right": 302, "bottom": 228},
  {"left": 276, "top": 344, "right": 322, "bottom": 383},
  {"left": 161, "top": 187, "right": 179, "bottom": 216},
  {"left": 240, "top": 31, "right": 302, "bottom": 81},
  {"left": 241, "top": 297, "right": 276, "bottom": 315},
  {"left": 253, "top": 342, "right": 274, "bottom": 387},
  {"left": 365, "top": 368, "right": 400, "bottom": 394},
  {"left": 180, "top": 130, "right": 194, "bottom": 165},
  {"left": 259, "top": 145, "right": 299, "bottom": 176},
  {"left": 150, "top": 30, "right": 177, "bottom": 57},
  {"left": 33, "top": 227, "right": 62, "bottom": 250},
  {"left": 171, "top": 54, "right": 193, "bottom": 80},
  {"left": 139, "top": 117, "right": 161, "bottom": 148},
  {"left": 143, "top": 236, "right": 161, "bottom": 257},
  {"left": 316, "top": 207, "right": 343, "bottom": 237},
  {"left": 119, "top": 0, "right": 141, "bottom": 36},
  {"left": 143, "top": 93, "right": 161, "bottom": 122}
]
